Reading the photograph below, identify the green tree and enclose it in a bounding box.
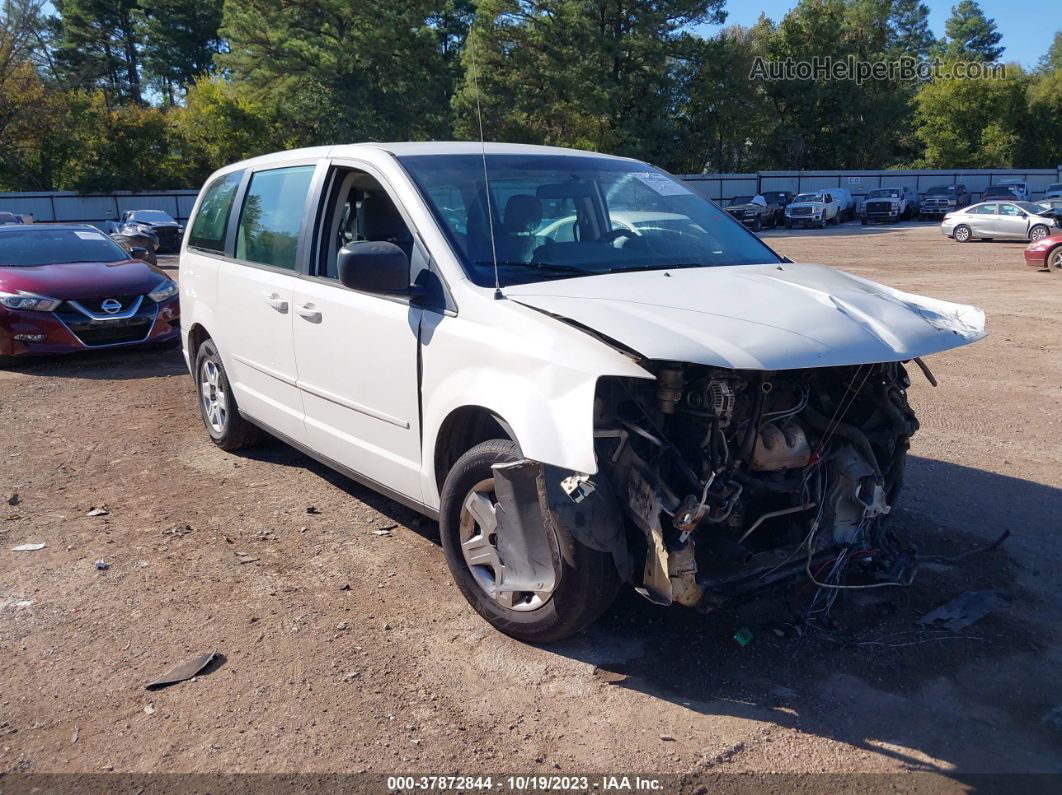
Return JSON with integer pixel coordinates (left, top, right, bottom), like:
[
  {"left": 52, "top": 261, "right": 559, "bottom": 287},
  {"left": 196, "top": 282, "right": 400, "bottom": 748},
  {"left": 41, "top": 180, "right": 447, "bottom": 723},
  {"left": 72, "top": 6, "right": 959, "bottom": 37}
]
[
  {"left": 913, "top": 63, "right": 1028, "bottom": 167},
  {"left": 218, "top": 0, "right": 460, "bottom": 146},
  {"left": 940, "top": 0, "right": 1003, "bottom": 62},
  {"left": 886, "top": 0, "right": 935, "bottom": 58},
  {"left": 1037, "top": 30, "right": 1062, "bottom": 73},
  {"left": 140, "top": 0, "right": 224, "bottom": 103},
  {"left": 51, "top": 0, "right": 144, "bottom": 103},
  {"left": 675, "top": 24, "right": 774, "bottom": 173},
  {"left": 453, "top": 0, "right": 725, "bottom": 169},
  {"left": 169, "top": 76, "right": 285, "bottom": 184}
]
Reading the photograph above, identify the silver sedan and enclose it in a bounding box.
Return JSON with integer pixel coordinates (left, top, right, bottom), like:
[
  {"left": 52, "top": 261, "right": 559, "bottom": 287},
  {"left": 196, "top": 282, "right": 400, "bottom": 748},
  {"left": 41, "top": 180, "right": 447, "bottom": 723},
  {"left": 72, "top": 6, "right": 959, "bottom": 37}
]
[{"left": 942, "top": 201, "right": 1059, "bottom": 243}]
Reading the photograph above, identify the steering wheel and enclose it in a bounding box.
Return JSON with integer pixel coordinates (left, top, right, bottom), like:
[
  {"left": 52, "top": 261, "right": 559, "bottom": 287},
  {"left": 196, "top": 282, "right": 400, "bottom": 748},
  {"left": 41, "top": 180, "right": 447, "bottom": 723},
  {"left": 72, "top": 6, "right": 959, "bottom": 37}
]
[{"left": 595, "top": 228, "right": 638, "bottom": 246}]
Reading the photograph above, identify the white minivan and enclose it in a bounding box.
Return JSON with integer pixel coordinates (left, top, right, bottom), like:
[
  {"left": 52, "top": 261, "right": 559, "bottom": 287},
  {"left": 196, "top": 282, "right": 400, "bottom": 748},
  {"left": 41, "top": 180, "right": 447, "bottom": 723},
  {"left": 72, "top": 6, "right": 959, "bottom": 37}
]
[{"left": 180, "top": 143, "right": 985, "bottom": 642}]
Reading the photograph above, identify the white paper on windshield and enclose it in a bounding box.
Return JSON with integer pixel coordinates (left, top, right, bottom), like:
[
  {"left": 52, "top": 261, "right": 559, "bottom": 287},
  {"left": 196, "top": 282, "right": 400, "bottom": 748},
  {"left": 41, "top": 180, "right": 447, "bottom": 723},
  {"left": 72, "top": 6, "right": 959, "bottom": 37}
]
[
  {"left": 632, "top": 172, "right": 693, "bottom": 196},
  {"left": 74, "top": 231, "right": 106, "bottom": 240}
]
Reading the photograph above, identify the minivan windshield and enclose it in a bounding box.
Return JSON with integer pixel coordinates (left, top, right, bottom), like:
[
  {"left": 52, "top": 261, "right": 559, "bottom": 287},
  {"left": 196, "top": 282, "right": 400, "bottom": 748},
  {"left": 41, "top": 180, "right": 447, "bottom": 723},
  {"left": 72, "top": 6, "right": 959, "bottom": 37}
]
[
  {"left": 398, "top": 154, "right": 781, "bottom": 286},
  {"left": 0, "top": 227, "right": 130, "bottom": 266}
]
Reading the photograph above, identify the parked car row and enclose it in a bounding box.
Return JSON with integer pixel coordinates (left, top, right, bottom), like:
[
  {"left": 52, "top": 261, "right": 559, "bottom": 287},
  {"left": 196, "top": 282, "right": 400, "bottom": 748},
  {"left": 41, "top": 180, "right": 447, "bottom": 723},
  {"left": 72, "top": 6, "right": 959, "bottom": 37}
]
[{"left": 721, "top": 180, "right": 1062, "bottom": 233}]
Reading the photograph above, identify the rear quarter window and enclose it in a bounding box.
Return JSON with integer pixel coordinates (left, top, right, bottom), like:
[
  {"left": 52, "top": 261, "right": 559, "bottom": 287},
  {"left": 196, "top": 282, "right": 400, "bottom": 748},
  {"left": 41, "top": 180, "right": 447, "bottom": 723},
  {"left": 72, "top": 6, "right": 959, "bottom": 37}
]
[{"left": 189, "top": 171, "right": 243, "bottom": 253}]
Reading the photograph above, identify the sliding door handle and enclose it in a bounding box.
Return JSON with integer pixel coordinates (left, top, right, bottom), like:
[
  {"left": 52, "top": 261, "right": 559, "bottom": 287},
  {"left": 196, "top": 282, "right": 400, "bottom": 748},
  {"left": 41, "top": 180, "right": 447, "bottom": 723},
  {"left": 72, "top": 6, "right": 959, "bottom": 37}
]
[
  {"left": 296, "top": 303, "right": 322, "bottom": 323},
  {"left": 265, "top": 293, "right": 288, "bottom": 313}
]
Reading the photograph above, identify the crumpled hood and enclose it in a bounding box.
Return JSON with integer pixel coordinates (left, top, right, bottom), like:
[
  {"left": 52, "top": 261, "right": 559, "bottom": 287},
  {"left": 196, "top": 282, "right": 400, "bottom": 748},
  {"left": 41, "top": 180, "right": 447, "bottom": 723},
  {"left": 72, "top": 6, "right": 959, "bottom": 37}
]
[{"left": 505, "top": 263, "right": 986, "bottom": 370}]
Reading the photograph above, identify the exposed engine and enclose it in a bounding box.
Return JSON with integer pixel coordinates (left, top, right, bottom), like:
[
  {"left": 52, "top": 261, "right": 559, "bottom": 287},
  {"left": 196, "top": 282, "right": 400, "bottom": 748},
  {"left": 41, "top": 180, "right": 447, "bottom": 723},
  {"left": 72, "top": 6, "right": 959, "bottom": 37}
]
[{"left": 592, "top": 361, "right": 921, "bottom": 609}]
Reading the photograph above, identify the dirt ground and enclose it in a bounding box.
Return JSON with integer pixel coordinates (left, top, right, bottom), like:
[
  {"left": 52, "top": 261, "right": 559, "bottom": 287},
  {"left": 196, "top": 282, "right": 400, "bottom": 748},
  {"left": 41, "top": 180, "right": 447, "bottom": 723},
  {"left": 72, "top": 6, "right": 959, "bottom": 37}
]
[{"left": 1, "top": 222, "right": 1060, "bottom": 785}]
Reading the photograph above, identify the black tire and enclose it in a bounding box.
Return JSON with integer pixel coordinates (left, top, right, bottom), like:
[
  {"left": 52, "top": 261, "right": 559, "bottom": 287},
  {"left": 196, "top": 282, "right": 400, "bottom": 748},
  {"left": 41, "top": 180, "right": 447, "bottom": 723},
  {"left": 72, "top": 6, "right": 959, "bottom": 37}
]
[
  {"left": 1029, "top": 225, "right": 1050, "bottom": 244},
  {"left": 752, "top": 217, "right": 762, "bottom": 232},
  {"left": 1048, "top": 246, "right": 1062, "bottom": 272},
  {"left": 819, "top": 218, "right": 827, "bottom": 229},
  {"left": 0, "top": 355, "right": 18, "bottom": 368},
  {"left": 953, "top": 224, "right": 972, "bottom": 243},
  {"left": 784, "top": 221, "right": 792, "bottom": 229},
  {"left": 861, "top": 218, "right": 868, "bottom": 226},
  {"left": 194, "top": 338, "right": 261, "bottom": 451},
  {"left": 439, "top": 439, "right": 620, "bottom": 643}
]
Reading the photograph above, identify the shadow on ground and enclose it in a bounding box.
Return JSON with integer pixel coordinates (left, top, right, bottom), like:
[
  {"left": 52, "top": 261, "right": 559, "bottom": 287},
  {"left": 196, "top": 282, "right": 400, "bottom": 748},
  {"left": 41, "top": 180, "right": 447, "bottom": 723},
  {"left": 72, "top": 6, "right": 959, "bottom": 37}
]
[{"left": 2, "top": 343, "right": 186, "bottom": 381}]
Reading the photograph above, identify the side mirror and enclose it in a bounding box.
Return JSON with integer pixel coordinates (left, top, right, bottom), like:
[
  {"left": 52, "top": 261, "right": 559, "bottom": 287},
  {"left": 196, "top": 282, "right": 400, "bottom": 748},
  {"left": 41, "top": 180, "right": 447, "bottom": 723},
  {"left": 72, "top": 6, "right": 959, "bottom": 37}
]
[
  {"left": 337, "top": 241, "right": 410, "bottom": 294},
  {"left": 129, "top": 246, "right": 148, "bottom": 260}
]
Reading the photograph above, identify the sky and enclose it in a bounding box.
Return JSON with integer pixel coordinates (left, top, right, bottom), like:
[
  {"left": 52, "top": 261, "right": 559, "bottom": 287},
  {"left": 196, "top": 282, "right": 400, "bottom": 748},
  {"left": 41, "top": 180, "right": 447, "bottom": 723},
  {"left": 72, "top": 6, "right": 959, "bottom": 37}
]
[{"left": 698, "top": 0, "right": 1058, "bottom": 68}]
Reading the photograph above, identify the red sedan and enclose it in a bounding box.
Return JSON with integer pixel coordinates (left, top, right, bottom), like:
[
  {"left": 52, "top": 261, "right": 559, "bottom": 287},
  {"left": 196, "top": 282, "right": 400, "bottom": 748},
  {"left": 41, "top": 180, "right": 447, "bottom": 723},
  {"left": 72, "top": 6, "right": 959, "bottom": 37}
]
[
  {"left": 0, "top": 224, "right": 179, "bottom": 366},
  {"left": 1024, "top": 233, "right": 1062, "bottom": 272}
]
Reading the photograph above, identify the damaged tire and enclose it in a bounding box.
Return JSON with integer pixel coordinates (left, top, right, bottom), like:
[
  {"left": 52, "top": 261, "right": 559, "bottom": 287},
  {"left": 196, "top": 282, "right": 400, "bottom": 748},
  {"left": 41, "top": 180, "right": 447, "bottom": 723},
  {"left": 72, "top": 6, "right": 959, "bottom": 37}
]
[{"left": 439, "top": 439, "right": 620, "bottom": 643}]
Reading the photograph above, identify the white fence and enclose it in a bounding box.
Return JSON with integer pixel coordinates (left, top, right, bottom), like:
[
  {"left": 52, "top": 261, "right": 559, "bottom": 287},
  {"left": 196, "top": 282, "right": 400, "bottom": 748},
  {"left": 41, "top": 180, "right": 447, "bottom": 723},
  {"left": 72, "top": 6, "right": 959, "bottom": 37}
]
[
  {"left": 2, "top": 166, "right": 1061, "bottom": 223},
  {"left": 680, "top": 167, "right": 1062, "bottom": 204},
  {"left": 0, "top": 190, "right": 199, "bottom": 224}
]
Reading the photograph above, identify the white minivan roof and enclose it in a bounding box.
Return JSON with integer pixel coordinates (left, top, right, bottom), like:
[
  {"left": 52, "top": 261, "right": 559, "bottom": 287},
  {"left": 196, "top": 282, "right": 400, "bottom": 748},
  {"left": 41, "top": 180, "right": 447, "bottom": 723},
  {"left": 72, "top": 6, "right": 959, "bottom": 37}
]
[{"left": 211, "top": 142, "right": 633, "bottom": 176}]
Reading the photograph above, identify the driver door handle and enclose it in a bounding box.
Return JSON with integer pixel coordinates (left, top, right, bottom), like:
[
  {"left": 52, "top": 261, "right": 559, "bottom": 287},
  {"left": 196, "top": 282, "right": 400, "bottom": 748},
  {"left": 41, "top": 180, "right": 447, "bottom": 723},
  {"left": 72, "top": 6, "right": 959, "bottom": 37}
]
[
  {"left": 296, "top": 303, "right": 322, "bottom": 323},
  {"left": 265, "top": 293, "right": 288, "bottom": 313}
]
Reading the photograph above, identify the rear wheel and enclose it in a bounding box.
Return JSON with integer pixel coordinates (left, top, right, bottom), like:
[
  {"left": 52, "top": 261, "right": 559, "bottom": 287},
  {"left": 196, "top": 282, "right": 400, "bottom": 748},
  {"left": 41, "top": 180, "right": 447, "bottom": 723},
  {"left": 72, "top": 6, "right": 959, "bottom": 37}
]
[
  {"left": 195, "top": 339, "right": 261, "bottom": 451},
  {"left": 439, "top": 439, "right": 620, "bottom": 643},
  {"left": 953, "top": 224, "right": 972, "bottom": 242},
  {"left": 0, "top": 355, "right": 18, "bottom": 369}
]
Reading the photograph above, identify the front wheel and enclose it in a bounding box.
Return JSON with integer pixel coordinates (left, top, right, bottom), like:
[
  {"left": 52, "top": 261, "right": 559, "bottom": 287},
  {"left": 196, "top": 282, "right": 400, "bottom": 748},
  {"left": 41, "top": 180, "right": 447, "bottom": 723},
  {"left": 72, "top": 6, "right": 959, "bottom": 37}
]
[
  {"left": 195, "top": 339, "right": 262, "bottom": 451},
  {"left": 1048, "top": 247, "right": 1062, "bottom": 272},
  {"left": 1029, "top": 225, "right": 1050, "bottom": 244},
  {"left": 439, "top": 439, "right": 620, "bottom": 643},
  {"left": 953, "top": 224, "right": 972, "bottom": 242},
  {"left": 784, "top": 220, "right": 792, "bottom": 229},
  {"left": 752, "top": 217, "right": 762, "bottom": 232}
]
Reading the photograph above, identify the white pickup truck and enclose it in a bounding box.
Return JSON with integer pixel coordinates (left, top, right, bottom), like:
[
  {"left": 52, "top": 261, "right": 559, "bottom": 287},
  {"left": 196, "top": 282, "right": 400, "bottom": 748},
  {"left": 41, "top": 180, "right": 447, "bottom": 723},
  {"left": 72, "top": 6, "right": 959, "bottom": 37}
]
[{"left": 784, "top": 191, "right": 842, "bottom": 228}]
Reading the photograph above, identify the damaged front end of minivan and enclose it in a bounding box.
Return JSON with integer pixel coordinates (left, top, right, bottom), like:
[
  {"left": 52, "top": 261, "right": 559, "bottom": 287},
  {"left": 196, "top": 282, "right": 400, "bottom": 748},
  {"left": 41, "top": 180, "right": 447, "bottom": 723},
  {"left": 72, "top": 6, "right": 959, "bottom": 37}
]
[{"left": 494, "top": 360, "right": 924, "bottom": 613}]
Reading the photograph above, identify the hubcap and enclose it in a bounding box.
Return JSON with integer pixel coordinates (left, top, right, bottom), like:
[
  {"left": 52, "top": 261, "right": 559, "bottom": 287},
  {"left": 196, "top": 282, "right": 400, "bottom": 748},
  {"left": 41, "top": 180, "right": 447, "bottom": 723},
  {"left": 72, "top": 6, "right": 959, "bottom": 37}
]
[
  {"left": 956, "top": 227, "right": 969, "bottom": 241},
  {"left": 1051, "top": 250, "right": 1062, "bottom": 271},
  {"left": 458, "top": 478, "right": 553, "bottom": 612},
  {"left": 1031, "top": 227, "right": 1046, "bottom": 242},
  {"left": 200, "top": 359, "right": 227, "bottom": 434}
]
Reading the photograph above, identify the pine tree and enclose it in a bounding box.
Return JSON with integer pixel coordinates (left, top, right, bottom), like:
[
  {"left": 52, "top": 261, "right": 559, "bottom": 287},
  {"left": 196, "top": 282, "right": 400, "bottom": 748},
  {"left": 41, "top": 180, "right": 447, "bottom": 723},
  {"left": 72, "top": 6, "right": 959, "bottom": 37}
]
[
  {"left": 140, "top": 0, "right": 224, "bottom": 103},
  {"left": 52, "top": 0, "right": 144, "bottom": 104},
  {"left": 941, "top": 0, "right": 1004, "bottom": 62}
]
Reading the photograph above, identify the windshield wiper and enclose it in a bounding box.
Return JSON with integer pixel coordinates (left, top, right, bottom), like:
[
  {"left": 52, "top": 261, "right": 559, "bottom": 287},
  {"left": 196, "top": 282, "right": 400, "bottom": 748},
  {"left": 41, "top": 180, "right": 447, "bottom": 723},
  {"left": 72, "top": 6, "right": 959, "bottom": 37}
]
[{"left": 472, "top": 260, "right": 600, "bottom": 275}]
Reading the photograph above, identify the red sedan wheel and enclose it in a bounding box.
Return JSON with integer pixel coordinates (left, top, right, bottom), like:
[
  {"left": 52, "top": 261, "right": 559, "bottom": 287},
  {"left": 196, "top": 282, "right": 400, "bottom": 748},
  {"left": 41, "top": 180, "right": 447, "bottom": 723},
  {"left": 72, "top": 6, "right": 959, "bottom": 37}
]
[{"left": 1049, "top": 247, "right": 1062, "bottom": 273}]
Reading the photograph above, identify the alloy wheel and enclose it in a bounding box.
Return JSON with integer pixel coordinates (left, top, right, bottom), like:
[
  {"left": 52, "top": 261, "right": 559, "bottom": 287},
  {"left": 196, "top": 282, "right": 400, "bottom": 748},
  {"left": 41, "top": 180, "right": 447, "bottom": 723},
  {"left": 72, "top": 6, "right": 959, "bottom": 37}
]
[
  {"left": 458, "top": 478, "right": 554, "bottom": 612},
  {"left": 200, "top": 359, "right": 227, "bottom": 434}
]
